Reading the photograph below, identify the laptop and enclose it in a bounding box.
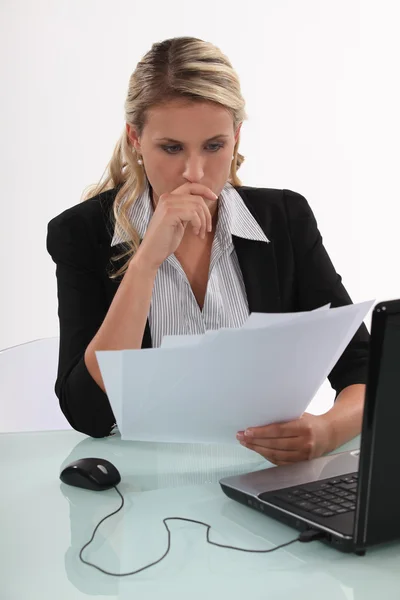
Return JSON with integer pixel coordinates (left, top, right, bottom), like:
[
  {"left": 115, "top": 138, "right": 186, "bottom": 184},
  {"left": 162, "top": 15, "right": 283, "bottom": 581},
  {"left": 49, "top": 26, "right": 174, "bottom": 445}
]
[{"left": 220, "top": 299, "right": 400, "bottom": 555}]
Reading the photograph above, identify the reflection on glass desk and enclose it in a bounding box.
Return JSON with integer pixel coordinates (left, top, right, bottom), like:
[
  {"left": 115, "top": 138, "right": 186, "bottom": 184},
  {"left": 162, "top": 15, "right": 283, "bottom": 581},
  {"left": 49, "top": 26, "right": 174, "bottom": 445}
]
[{"left": 2, "top": 430, "right": 400, "bottom": 599}]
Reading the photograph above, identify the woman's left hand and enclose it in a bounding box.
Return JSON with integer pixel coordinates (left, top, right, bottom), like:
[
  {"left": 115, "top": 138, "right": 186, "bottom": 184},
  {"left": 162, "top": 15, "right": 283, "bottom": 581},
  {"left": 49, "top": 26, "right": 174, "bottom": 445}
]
[{"left": 236, "top": 413, "right": 335, "bottom": 465}]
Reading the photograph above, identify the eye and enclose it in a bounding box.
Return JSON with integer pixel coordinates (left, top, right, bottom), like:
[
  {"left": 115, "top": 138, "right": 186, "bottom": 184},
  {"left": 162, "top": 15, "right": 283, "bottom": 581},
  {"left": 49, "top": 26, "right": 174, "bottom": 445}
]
[
  {"left": 161, "top": 144, "right": 182, "bottom": 154},
  {"left": 205, "top": 142, "right": 225, "bottom": 152},
  {"left": 161, "top": 142, "right": 225, "bottom": 155}
]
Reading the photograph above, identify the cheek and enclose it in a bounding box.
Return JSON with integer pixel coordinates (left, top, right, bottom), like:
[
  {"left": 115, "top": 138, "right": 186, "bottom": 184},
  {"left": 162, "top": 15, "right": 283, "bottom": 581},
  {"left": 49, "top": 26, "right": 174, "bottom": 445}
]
[
  {"left": 144, "top": 156, "right": 179, "bottom": 196},
  {"left": 208, "top": 149, "right": 232, "bottom": 172},
  {"left": 145, "top": 157, "right": 167, "bottom": 179},
  {"left": 212, "top": 153, "right": 233, "bottom": 184}
]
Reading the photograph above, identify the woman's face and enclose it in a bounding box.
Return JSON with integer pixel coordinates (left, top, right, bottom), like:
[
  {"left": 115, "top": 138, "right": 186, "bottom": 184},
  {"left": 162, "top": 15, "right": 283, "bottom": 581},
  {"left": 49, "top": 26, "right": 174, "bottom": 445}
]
[{"left": 127, "top": 99, "right": 241, "bottom": 203}]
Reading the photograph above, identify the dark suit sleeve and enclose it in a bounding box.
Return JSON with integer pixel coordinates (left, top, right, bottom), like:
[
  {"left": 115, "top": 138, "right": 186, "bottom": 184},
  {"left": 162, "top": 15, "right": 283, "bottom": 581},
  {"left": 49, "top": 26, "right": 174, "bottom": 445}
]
[
  {"left": 283, "top": 189, "right": 370, "bottom": 396},
  {"left": 46, "top": 212, "right": 115, "bottom": 437}
]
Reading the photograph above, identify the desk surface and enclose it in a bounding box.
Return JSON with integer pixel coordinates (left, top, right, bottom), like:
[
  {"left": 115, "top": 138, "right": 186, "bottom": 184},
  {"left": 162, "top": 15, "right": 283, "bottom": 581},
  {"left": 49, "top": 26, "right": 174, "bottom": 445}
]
[{"left": 2, "top": 430, "right": 400, "bottom": 600}]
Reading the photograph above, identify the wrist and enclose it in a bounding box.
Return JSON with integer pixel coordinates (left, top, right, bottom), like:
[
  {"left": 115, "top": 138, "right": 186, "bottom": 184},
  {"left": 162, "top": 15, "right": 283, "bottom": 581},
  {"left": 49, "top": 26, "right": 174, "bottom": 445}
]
[
  {"left": 319, "top": 385, "right": 365, "bottom": 454},
  {"left": 318, "top": 413, "right": 337, "bottom": 455},
  {"left": 129, "top": 251, "right": 159, "bottom": 278}
]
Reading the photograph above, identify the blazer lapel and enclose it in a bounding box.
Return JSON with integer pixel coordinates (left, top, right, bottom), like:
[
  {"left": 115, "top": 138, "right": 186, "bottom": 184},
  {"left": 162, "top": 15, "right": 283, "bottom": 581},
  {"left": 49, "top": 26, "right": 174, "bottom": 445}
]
[{"left": 233, "top": 236, "right": 281, "bottom": 313}]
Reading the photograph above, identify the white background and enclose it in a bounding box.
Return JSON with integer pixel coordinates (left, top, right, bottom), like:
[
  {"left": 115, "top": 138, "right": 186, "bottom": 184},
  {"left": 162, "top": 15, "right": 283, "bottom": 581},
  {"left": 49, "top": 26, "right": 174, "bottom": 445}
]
[{"left": 1, "top": 0, "right": 399, "bottom": 415}]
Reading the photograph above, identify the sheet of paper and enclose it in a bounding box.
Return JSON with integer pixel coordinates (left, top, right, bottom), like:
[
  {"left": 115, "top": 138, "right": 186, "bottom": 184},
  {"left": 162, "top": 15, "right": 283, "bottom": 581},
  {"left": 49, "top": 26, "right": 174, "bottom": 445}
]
[
  {"left": 97, "top": 300, "right": 373, "bottom": 444},
  {"left": 160, "top": 303, "right": 332, "bottom": 348},
  {"left": 160, "top": 329, "right": 219, "bottom": 348},
  {"left": 242, "top": 303, "right": 331, "bottom": 329},
  {"left": 95, "top": 350, "right": 124, "bottom": 435}
]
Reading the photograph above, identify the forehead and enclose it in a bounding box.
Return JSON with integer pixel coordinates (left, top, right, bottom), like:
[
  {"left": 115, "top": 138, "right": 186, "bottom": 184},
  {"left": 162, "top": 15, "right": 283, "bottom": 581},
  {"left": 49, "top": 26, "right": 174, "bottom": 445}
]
[{"left": 144, "top": 99, "right": 234, "bottom": 139}]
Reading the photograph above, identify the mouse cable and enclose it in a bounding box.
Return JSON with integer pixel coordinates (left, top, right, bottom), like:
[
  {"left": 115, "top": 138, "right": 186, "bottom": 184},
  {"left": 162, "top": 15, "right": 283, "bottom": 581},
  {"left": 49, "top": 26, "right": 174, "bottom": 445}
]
[{"left": 79, "top": 485, "right": 326, "bottom": 577}]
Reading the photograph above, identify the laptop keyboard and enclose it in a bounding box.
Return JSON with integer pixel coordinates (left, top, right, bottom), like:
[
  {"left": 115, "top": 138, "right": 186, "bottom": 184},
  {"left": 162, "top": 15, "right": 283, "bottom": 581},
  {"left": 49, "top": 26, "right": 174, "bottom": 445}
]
[{"left": 260, "top": 472, "right": 358, "bottom": 518}]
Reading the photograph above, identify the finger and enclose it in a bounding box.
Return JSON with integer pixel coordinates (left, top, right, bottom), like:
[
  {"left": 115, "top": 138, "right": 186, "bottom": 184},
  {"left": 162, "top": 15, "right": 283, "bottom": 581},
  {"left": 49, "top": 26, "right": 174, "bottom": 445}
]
[
  {"left": 240, "top": 442, "right": 309, "bottom": 464},
  {"left": 238, "top": 435, "right": 308, "bottom": 452},
  {"left": 173, "top": 183, "right": 218, "bottom": 202},
  {"left": 191, "top": 196, "right": 212, "bottom": 235},
  {"left": 203, "top": 201, "right": 212, "bottom": 233},
  {"left": 189, "top": 211, "right": 202, "bottom": 235},
  {"left": 162, "top": 197, "right": 211, "bottom": 237},
  {"left": 244, "top": 419, "right": 305, "bottom": 440},
  {"left": 163, "top": 205, "right": 202, "bottom": 234},
  {"left": 168, "top": 206, "right": 202, "bottom": 234},
  {"left": 195, "top": 204, "right": 207, "bottom": 239}
]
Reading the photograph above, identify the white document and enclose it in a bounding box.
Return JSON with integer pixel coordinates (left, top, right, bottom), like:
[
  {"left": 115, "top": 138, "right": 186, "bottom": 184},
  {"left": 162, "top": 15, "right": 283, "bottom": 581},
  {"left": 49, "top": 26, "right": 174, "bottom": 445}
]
[
  {"left": 160, "top": 303, "right": 331, "bottom": 348},
  {"left": 96, "top": 300, "right": 373, "bottom": 444},
  {"left": 242, "top": 303, "right": 331, "bottom": 329},
  {"left": 160, "top": 329, "right": 219, "bottom": 349}
]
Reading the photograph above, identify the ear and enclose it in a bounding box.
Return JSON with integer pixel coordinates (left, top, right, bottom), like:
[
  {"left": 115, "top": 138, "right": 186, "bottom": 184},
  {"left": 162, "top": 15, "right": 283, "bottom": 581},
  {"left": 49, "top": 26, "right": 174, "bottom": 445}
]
[
  {"left": 234, "top": 122, "right": 242, "bottom": 144},
  {"left": 126, "top": 123, "right": 141, "bottom": 153}
]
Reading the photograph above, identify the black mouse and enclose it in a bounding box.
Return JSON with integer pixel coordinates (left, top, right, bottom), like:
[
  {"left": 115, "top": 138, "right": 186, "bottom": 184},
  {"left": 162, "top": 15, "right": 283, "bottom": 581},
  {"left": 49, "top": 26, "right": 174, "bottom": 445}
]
[{"left": 60, "top": 457, "right": 121, "bottom": 491}]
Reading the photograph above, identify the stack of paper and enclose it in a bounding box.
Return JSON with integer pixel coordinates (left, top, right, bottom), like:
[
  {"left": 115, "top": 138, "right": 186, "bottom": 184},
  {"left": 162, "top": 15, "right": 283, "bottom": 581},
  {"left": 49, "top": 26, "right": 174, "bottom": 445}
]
[{"left": 96, "top": 300, "right": 373, "bottom": 444}]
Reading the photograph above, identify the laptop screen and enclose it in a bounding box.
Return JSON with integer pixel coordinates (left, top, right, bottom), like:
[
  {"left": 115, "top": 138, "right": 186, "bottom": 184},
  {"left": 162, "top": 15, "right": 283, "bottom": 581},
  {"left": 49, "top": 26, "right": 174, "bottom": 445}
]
[{"left": 355, "top": 302, "right": 400, "bottom": 549}]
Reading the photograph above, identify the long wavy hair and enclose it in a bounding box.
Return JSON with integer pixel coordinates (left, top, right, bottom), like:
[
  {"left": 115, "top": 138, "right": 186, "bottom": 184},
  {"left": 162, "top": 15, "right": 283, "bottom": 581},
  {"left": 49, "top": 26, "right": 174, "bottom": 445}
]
[{"left": 83, "top": 36, "right": 247, "bottom": 279}]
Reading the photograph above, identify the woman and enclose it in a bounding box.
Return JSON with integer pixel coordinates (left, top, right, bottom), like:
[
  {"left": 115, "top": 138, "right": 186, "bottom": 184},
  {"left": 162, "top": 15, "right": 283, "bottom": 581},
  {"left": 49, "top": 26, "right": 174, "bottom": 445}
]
[{"left": 47, "top": 36, "right": 369, "bottom": 464}]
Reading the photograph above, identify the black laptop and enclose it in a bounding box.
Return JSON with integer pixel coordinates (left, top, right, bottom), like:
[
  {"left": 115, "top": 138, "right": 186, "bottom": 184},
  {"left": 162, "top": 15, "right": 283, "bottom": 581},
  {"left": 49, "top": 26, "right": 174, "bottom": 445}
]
[{"left": 220, "top": 299, "right": 400, "bottom": 555}]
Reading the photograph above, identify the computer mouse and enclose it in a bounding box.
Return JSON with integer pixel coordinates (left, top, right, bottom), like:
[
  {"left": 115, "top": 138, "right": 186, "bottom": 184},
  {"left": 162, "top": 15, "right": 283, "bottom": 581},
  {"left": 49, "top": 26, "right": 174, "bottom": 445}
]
[{"left": 60, "top": 457, "right": 121, "bottom": 491}]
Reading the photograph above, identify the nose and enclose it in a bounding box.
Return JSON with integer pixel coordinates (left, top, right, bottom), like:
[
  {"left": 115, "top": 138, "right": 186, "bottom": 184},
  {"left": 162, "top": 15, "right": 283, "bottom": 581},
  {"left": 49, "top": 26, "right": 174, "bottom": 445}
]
[{"left": 182, "top": 154, "right": 204, "bottom": 183}]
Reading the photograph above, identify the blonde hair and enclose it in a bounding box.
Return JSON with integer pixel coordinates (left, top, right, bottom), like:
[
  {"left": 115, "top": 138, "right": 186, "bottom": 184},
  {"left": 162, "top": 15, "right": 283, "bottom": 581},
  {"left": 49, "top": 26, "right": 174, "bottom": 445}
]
[{"left": 83, "top": 36, "right": 247, "bottom": 279}]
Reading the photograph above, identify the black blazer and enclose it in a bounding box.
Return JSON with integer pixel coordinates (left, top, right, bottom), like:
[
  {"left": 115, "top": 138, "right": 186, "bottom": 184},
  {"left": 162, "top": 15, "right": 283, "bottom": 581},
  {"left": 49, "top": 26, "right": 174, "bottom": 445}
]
[{"left": 46, "top": 185, "right": 370, "bottom": 438}]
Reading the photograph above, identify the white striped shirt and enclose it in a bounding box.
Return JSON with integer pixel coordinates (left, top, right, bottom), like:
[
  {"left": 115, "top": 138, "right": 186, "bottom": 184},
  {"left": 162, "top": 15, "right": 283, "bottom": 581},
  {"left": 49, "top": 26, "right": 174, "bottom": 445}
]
[{"left": 111, "top": 181, "right": 269, "bottom": 348}]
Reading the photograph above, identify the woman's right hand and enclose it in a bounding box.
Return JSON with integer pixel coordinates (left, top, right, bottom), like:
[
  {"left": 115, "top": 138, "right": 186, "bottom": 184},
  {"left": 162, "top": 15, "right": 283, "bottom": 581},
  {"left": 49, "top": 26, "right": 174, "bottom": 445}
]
[{"left": 133, "top": 182, "right": 218, "bottom": 272}]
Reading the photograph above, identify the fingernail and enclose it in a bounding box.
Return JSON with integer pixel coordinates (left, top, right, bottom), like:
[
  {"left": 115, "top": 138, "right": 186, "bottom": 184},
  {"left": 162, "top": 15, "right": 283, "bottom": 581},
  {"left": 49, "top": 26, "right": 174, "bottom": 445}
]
[
  {"left": 236, "top": 432, "right": 244, "bottom": 440},
  {"left": 245, "top": 429, "right": 253, "bottom": 437},
  {"left": 213, "top": 193, "right": 218, "bottom": 199}
]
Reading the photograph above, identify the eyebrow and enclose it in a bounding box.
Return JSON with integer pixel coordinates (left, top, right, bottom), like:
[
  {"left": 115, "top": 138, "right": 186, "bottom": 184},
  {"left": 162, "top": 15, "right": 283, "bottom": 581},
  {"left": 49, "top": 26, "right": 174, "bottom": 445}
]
[{"left": 155, "top": 134, "right": 230, "bottom": 143}]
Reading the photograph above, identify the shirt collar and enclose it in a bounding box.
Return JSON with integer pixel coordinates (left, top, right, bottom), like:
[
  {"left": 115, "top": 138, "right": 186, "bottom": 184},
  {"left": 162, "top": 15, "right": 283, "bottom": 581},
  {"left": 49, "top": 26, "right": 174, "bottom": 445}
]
[
  {"left": 218, "top": 182, "right": 269, "bottom": 243},
  {"left": 111, "top": 180, "right": 269, "bottom": 247}
]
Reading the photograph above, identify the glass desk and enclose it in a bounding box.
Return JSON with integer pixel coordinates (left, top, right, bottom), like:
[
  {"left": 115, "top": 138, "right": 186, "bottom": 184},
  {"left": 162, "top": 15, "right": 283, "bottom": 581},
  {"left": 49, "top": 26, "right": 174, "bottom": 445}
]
[{"left": 1, "top": 430, "right": 399, "bottom": 599}]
